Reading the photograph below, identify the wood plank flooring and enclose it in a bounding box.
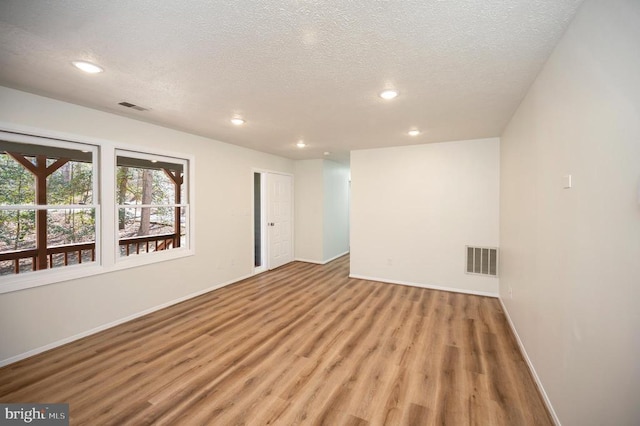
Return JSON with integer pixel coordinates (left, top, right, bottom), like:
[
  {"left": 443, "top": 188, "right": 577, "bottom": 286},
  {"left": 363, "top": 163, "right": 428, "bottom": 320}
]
[{"left": 0, "top": 255, "right": 552, "bottom": 425}]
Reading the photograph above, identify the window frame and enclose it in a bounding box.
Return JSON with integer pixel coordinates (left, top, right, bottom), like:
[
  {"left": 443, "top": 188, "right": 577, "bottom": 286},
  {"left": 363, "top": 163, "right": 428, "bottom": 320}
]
[
  {"left": 114, "top": 148, "right": 191, "bottom": 265},
  {"left": 0, "top": 125, "right": 195, "bottom": 294}
]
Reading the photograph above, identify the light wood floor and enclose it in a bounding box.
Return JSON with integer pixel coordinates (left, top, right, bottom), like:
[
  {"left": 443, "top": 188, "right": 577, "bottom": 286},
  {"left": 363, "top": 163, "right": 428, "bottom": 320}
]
[{"left": 0, "top": 255, "right": 552, "bottom": 425}]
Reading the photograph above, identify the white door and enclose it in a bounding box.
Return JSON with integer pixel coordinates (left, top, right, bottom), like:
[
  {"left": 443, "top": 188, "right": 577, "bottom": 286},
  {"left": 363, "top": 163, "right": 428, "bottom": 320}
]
[{"left": 267, "top": 173, "right": 293, "bottom": 269}]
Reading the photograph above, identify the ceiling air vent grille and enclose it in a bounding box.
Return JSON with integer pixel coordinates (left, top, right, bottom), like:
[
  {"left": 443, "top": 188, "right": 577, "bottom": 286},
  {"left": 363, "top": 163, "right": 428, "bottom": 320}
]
[
  {"left": 466, "top": 246, "right": 498, "bottom": 277},
  {"left": 118, "top": 101, "right": 149, "bottom": 112}
]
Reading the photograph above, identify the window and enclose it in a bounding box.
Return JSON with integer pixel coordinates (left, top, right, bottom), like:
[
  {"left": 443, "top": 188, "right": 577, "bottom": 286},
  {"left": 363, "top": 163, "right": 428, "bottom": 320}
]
[
  {"left": 0, "top": 129, "right": 194, "bottom": 293},
  {"left": 116, "top": 151, "right": 188, "bottom": 259},
  {"left": 0, "top": 139, "right": 98, "bottom": 276}
]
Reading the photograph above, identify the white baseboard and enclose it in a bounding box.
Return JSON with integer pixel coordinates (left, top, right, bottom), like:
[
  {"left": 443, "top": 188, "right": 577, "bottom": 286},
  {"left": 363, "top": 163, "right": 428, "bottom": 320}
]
[
  {"left": 295, "top": 258, "right": 324, "bottom": 264},
  {"left": 323, "top": 251, "right": 350, "bottom": 264},
  {"left": 295, "top": 251, "right": 350, "bottom": 266},
  {"left": 0, "top": 273, "right": 253, "bottom": 367},
  {"left": 348, "top": 274, "right": 498, "bottom": 298},
  {"left": 498, "top": 297, "right": 560, "bottom": 426}
]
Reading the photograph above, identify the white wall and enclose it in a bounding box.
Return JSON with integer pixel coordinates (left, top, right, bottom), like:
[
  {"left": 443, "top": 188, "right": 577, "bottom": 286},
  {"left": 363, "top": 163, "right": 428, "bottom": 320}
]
[
  {"left": 0, "top": 87, "right": 294, "bottom": 363},
  {"left": 294, "top": 159, "right": 324, "bottom": 262},
  {"left": 499, "top": 0, "right": 640, "bottom": 424},
  {"left": 323, "top": 160, "right": 350, "bottom": 261},
  {"left": 350, "top": 138, "right": 500, "bottom": 296}
]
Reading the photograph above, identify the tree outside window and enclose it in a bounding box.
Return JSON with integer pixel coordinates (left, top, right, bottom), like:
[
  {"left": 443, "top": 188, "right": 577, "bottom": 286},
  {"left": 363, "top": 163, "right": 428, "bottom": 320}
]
[
  {"left": 0, "top": 134, "right": 193, "bottom": 291},
  {"left": 0, "top": 141, "right": 97, "bottom": 275},
  {"left": 116, "top": 152, "right": 186, "bottom": 258}
]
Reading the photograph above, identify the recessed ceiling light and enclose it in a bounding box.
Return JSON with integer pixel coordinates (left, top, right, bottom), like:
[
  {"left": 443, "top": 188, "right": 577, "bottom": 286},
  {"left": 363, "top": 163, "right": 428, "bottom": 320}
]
[
  {"left": 297, "top": 141, "right": 306, "bottom": 148},
  {"left": 408, "top": 129, "right": 421, "bottom": 136},
  {"left": 379, "top": 89, "right": 398, "bottom": 100},
  {"left": 324, "top": 152, "right": 330, "bottom": 156},
  {"left": 231, "top": 117, "right": 245, "bottom": 126},
  {"left": 150, "top": 160, "right": 158, "bottom": 163},
  {"left": 72, "top": 61, "right": 103, "bottom": 74}
]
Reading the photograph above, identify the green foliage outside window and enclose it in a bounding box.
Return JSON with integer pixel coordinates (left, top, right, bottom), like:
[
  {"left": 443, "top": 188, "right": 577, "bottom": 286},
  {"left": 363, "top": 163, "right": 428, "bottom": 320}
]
[
  {"left": 0, "top": 153, "right": 36, "bottom": 251},
  {"left": 0, "top": 153, "right": 95, "bottom": 253}
]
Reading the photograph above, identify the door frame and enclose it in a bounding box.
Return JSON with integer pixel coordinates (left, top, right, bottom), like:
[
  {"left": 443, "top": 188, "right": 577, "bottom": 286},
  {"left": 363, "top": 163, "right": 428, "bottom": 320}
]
[{"left": 251, "top": 168, "right": 294, "bottom": 274}]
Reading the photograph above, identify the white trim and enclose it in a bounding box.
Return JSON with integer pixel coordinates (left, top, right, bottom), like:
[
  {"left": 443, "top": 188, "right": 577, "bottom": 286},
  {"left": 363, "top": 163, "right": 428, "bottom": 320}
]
[
  {"left": 0, "top": 263, "right": 103, "bottom": 294},
  {"left": 111, "top": 247, "right": 193, "bottom": 269},
  {"left": 101, "top": 143, "right": 117, "bottom": 268},
  {"left": 0, "top": 124, "right": 196, "bottom": 293},
  {"left": 114, "top": 147, "right": 194, "bottom": 267},
  {"left": 295, "top": 258, "right": 324, "bottom": 265},
  {"left": 0, "top": 272, "right": 253, "bottom": 367},
  {"left": 323, "top": 251, "right": 350, "bottom": 264},
  {"left": 348, "top": 274, "right": 498, "bottom": 298},
  {"left": 1, "top": 122, "right": 117, "bottom": 147},
  {"left": 295, "top": 251, "right": 350, "bottom": 265},
  {"left": 265, "top": 172, "right": 294, "bottom": 270},
  {"left": 252, "top": 167, "right": 294, "bottom": 176},
  {"left": 498, "top": 297, "right": 560, "bottom": 425},
  {"left": 117, "top": 204, "right": 188, "bottom": 209},
  {"left": 0, "top": 130, "right": 102, "bottom": 293},
  {"left": 111, "top": 141, "right": 197, "bottom": 170},
  {"left": 0, "top": 129, "right": 99, "bottom": 151},
  {"left": 116, "top": 148, "right": 187, "bottom": 165}
]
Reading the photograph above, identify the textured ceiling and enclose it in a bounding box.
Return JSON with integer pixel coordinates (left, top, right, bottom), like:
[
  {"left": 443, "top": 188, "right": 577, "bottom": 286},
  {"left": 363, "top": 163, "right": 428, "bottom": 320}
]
[{"left": 0, "top": 0, "right": 583, "bottom": 161}]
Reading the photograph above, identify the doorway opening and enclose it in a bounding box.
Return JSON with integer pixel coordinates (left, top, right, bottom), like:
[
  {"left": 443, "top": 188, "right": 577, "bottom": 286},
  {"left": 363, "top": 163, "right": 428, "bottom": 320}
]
[
  {"left": 253, "top": 171, "right": 294, "bottom": 274},
  {"left": 254, "top": 172, "right": 267, "bottom": 274}
]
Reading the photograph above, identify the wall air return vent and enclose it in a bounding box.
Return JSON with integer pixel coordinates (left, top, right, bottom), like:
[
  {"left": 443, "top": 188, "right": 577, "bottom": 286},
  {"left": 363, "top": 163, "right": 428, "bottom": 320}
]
[
  {"left": 118, "top": 101, "right": 150, "bottom": 112},
  {"left": 466, "top": 246, "right": 498, "bottom": 277}
]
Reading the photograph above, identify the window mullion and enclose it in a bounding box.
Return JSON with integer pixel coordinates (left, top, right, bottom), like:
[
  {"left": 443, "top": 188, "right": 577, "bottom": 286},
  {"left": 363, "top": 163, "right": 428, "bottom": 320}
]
[
  {"left": 100, "top": 143, "right": 116, "bottom": 269},
  {"left": 0, "top": 130, "right": 193, "bottom": 292}
]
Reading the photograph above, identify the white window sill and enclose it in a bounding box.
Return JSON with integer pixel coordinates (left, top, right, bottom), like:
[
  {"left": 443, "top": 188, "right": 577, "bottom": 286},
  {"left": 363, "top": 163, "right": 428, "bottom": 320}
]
[{"left": 0, "top": 248, "right": 194, "bottom": 294}]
